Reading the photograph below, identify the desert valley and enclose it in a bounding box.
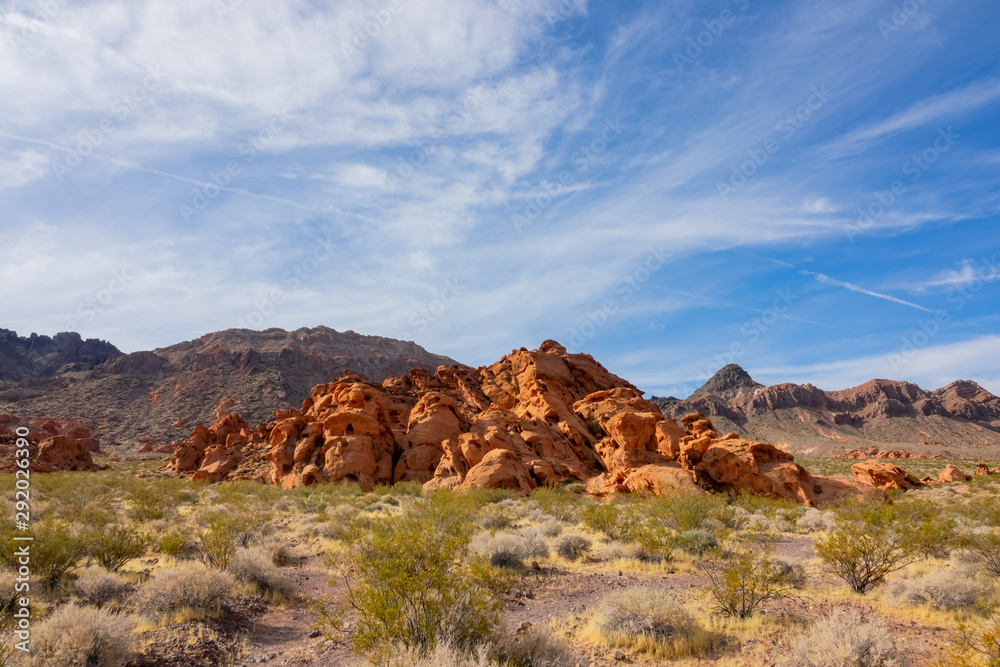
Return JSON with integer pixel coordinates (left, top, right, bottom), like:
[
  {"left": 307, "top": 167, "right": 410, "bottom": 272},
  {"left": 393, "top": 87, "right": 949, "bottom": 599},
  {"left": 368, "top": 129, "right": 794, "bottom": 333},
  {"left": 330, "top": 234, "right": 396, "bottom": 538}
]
[{"left": 2, "top": 326, "right": 999, "bottom": 666}]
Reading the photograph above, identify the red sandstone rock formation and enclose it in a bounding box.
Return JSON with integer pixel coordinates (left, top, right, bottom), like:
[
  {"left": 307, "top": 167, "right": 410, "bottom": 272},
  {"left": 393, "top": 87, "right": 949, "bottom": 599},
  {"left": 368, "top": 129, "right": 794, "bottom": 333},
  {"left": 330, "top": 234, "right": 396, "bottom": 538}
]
[
  {"left": 851, "top": 460, "right": 924, "bottom": 491},
  {"left": 939, "top": 464, "right": 972, "bottom": 483},
  {"left": 0, "top": 414, "right": 98, "bottom": 472},
  {"left": 162, "top": 341, "right": 878, "bottom": 505}
]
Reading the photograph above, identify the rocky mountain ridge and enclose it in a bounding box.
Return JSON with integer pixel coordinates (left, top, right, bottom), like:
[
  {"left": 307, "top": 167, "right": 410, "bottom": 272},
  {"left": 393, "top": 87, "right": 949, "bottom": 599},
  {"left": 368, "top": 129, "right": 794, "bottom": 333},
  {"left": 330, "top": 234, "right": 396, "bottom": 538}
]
[
  {"left": 0, "top": 326, "right": 457, "bottom": 453},
  {"left": 654, "top": 367, "right": 1000, "bottom": 457}
]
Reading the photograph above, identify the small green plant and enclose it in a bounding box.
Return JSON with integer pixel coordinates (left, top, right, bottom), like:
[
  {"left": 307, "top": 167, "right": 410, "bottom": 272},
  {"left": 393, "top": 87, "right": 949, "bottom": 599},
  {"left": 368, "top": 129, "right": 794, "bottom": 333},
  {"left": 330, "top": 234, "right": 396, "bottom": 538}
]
[
  {"left": 1, "top": 519, "right": 87, "bottom": 588},
  {"left": 158, "top": 527, "right": 195, "bottom": 559},
  {"left": 320, "top": 495, "right": 507, "bottom": 660},
  {"left": 86, "top": 524, "right": 151, "bottom": 573},
  {"left": 815, "top": 498, "right": 919, "bottom": 594},
  {"left": 582, "top": 502, "right": 637, "bottom": 542},
  {"left": 195, "top": 512, "right": 241, "bottom": 569},
  {"left": 676, "top": 530, "right": 718, "bottom": 557},
  {"left": 701, "top": 529, "right": 797, "bottom": 618},
  {"left": 963, "top": 531, "right": 1000, "bottom": 577}
]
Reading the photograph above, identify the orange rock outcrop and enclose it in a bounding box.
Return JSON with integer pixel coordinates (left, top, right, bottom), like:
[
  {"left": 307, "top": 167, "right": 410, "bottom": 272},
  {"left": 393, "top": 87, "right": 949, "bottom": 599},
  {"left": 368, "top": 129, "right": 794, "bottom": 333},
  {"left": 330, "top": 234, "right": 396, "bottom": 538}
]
[
  {"left": 162, "top": 341, "right": 880, "bottom": 505},
  {"left": 851, "top": 460, "right": 924, "bottom": 490},
  {"left": 939, "top": 464, "right": 972, "bottom": 483},
  {"left": 0, "top": 414, "right": 99, "bottom": 473}
]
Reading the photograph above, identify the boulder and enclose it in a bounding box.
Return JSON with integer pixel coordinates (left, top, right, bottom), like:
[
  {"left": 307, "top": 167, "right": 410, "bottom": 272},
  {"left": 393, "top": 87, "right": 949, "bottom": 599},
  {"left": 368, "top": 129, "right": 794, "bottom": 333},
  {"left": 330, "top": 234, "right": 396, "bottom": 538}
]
[
  {"left": 851, "top": 460, "right": 923, "bottom": 491},
  {"left": 939, "top": 465, "right": 972, "bottom": 483},
  {"left": 459, "top": 449, "right": 535, "bottom": 495}
]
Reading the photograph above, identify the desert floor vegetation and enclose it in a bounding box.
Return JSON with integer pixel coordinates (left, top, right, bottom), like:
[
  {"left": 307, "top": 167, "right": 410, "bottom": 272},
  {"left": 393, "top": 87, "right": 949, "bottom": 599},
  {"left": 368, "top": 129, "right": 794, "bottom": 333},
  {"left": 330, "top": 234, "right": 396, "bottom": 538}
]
[{"left": 1, "top": 455, "right": 999, "bottom": 665}]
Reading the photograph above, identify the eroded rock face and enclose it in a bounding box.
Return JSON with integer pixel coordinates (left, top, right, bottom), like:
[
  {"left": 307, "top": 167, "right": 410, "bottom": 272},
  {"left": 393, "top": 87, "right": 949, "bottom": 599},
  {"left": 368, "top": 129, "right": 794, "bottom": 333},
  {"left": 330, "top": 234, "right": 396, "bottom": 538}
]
[
  {"left": 851, "top": 460, "right": 924, "bottom": 491},
  {"left": 162, "top": 401, "right": 266, "bottom": 483},
  {"left": 0, "top": 414, "right": 99, "bottom": 473},
  {"left": 161, "top": 341, "right": 878, "bottom": 505},
  {"left": 939, "top": 464, "right": 972, "bottom": 483}
]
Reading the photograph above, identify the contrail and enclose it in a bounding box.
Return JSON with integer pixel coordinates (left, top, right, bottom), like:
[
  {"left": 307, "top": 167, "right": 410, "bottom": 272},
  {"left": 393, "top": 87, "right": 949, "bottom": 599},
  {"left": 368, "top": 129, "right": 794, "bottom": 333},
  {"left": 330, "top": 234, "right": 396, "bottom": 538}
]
[
  {"left": 802, "top": 270, "right": 938, "bottom": 313},
  {"left": 0, "top": 129, "right": 318, "bottom": 213}
]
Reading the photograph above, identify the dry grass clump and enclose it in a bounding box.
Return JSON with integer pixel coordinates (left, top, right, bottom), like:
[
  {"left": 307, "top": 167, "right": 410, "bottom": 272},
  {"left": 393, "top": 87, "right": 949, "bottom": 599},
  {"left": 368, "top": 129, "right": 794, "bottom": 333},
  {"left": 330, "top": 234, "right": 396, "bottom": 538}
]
[
  {"left": 554, "top": 534, "right": 591, "bottom": 561},
  {"left": 492, "top": 627, "right": 575, "bottom": 666},
  {"left": 26, "top": 603, "right": 137, "bottom": 667},
  {"left": 538, "top": 518, "right": 563, "bottom": 538},
  {"left": 469, "top": 528, "right": 549, "bottom": 563},
  {"left": 75, "top": 567, "right": 131, "bottom": 609},
  {"left": 784, "top": 609, "right": 909, "bottom": 667},
  {"left": 138, "top": 562, "right": 236, "bottom": 622},
  {"left": 228, "top": 548, "right": 295, "bottom": 600},
  {"left": 888, "top": 565, "right": 989, "bottom": 611},
  {"left": 588, "top": 587, "right": 716, "bottom": 658},
  {"left": 382, "top": 642, "right": 499, "bottom": 666}
]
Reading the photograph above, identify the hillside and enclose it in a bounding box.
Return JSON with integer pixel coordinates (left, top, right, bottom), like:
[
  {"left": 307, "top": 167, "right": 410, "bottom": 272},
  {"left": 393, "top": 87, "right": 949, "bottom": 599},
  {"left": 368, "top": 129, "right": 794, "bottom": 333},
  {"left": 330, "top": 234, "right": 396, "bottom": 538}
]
[
  {"left": 0, "top": 326, "right": 457, "bottom": 453},
  {"left": 654, "top": 367, "right": 1000, "bottom": 457}
]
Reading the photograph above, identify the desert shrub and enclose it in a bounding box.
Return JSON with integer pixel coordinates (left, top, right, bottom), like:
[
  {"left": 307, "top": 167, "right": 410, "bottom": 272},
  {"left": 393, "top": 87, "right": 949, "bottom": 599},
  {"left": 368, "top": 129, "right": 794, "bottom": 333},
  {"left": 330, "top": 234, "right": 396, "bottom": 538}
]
[
  {"left": 75, "top": 568, "right": 131, "bottom": 609},
  {"left": 651, "top": 492, "right": 724, "bottom": 532},
  {"left": 798, "top": 508, "right": 836, "bottom": 533},
  {"left": 195, "top": 512, "right": 241, "bottom": 569},
  {"left": 139, "top": 562, "right": 236, "bottom": 620},
  {"left": 323, "top": 495, "right": 507, "bottom": 659},
  {"left": 730, "top": 489, "right": 799, "bottom": 517},
  {"left": 158, "top": 527, "right": 196, "bottom": 559},
  {"left": 676, "top": 530, "right": 718, "bottom": 557},
  {"left": 630, "top": 522, "right": 678, "bottom": 562},
  {"left": 27, "top": 603, "right": 137, "bottom": 667},
  {"left": 896, "top": 501, "right": 958, "bottom": 559},
  {"left": 492, "top": 627, "right": 574, "bottom": 666},
  {"left": 940, "top": 613, "right": 1000, "bottom": 666},
  {"left": 382, "top": 642, "right": 499, "bottom": 666},
  {"left": 86, "top": 523, "right": 151, "bottom": 572},
  {"left": 889, "top": 566, "right": 986, "bottom": 611},
  {"left": 0, "top": 519, "right": 86, "bottom": 588},
  {"left": 963, "top": 530, "right": 1000, "bottom": 576},
  {"left": 582, "top": 501, "right": 637, "bottom": 542},
  {"left": 228, "top": 548, "right": 294, "bottom": 599},
  {"left": 702, "top": 530, "right": 797, "bottom": 618},
  {"left": 554, "top": 534, "right": 591, "bottom": 561},
  {"left": 784, "top": 609, "right": 909, "bottom": 667},
  {"left": 125, "top": 482, "right": 171, "bottom": 521},
  {"left": 815, "top": 498, "right": 919, "bottom": 594},
  {"left": 539, "top": 518, "right": 563, "bottom": 538},
  {"left": 259, "top": 535, "right": 293, "bottom": 566},
  {"left": 592, "top": 587, "right": 713, "bottom": 658},
  {"left": 477, "top": 503, "right": 516, "bottom": 531},
  {"left": 469, "top": 529, "right": 548, "bottom": 562},
  {"left": 529, "top": 487, "right": 582, "bottom": 523},
  {"left": 774, "top": 560, "right": 808, "bottom": 589},
  {"left": 489, "top": 551, "right": 524, "bottom": 570}
]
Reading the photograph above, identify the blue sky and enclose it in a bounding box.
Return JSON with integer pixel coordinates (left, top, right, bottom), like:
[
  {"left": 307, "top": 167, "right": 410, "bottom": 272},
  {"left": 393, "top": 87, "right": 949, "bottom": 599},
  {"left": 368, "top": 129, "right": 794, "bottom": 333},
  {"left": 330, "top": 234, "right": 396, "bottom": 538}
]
[{"left": 1, "top": 0, "right": 999, "bottom": 398}]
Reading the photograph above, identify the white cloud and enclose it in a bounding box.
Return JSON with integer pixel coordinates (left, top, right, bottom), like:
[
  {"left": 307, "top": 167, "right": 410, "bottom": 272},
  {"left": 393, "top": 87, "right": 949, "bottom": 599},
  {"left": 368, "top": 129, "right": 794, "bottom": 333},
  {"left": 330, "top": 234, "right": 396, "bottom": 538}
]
[
  {"left": 0, "top": 150, "right": 49, "bottom": 189},
  {"left": 822, "top": 78, "right": 1000, "bottom": 157}
]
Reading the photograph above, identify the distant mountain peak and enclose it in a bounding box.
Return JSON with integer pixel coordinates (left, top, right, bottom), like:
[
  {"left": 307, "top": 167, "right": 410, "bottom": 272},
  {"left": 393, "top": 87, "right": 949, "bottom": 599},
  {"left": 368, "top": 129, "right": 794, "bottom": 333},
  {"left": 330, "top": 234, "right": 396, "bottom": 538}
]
[{"left": 689, "top": 363, "right": 763, "bottom": 400}]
